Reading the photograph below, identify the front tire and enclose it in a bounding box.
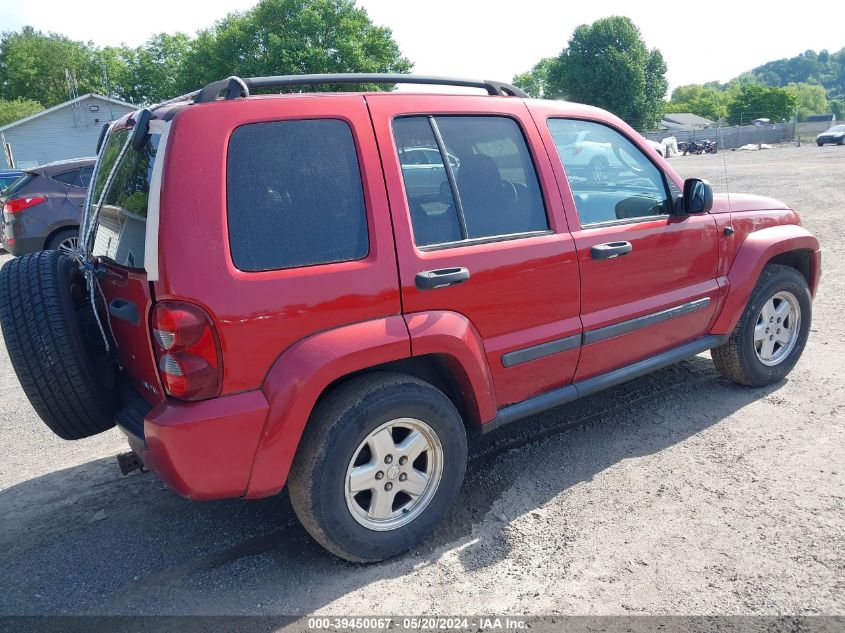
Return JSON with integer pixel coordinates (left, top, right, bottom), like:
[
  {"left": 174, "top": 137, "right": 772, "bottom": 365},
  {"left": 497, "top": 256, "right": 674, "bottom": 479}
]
[
  {"left": 711, "top": 264, "right": 811, "bottom": 387},
  {"left": 288, "top": 372, "right": 467, "bottom": 562}
]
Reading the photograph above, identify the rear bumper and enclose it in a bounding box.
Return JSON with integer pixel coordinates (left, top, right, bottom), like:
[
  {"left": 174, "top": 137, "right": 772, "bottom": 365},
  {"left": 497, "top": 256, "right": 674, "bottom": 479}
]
[
  {"left": 120, "top": 389, "right": 270, "bottom": 500},
  {"left": 1, "top": 234, "right": 43, "bottom": 256},
  {"left": 2, "top": 212, "right": 48, "bottom": 255}
]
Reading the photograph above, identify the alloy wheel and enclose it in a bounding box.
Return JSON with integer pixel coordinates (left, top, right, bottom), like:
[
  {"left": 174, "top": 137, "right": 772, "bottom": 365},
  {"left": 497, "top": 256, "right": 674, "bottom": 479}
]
[
  {"left": 57, "top": 235, "right": 79, "bottom": 255},
  {"left": 754, "top": 290, "right": 801, "bottom": 366},
  {"left": 345, "top": 417, "right": 444, "bottom": 531}
]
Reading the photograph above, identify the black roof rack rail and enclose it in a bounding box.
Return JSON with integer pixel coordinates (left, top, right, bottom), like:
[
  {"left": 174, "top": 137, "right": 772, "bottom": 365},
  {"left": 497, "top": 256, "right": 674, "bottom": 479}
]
[{"left": 193, "top": 73, "right": 529, "bottom": 103}]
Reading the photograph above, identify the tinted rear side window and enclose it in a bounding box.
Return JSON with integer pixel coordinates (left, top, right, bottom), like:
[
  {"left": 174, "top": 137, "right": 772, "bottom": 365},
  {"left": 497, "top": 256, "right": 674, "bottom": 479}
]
[
  {"left": 227, "top": 119, "right": 368, "bottom": 272},
  {"left": 393, "top": 115, "right": 548, "bottom": 247},
  {"left": 52, "top": 169, "right": 81, "bottom": 186},
  {"left": 437, "top": 116, "right": 548, "bottom": 239}
]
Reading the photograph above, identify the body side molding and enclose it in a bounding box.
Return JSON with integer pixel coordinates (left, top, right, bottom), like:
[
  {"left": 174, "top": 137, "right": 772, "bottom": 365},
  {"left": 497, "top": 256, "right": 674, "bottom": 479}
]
[
  {"left": 583, "top": 297, "right": 712, "bottom": 345},
  {"left": 501, "top": 298, "right": 712, "bottom": 368},
  {"left": 501, "top": 334, "right": 581, "bottom": 368},
  {"left": 483, "top": 334, "right": 727, "bottom": 434}
]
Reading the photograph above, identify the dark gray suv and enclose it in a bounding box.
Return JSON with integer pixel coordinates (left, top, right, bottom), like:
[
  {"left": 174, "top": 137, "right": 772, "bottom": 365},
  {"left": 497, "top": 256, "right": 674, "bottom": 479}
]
[{"left": 1, "top": 157, "right": 95, "bottom": 256}]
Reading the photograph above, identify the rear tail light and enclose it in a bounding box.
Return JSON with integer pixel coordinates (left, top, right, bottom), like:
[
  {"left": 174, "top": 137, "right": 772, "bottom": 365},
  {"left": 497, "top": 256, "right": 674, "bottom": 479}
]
[
  {"left": 151, "top": 301, "right": 222, "bottom": 401},
  {"left": 3, "top": 196, "right": 47, "bottom": 215}
]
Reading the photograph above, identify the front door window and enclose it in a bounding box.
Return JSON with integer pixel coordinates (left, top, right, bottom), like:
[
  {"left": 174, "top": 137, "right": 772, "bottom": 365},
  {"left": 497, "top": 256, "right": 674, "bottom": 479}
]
[{"left": 548, "top": 119, "right": 671, "bottom": 226}]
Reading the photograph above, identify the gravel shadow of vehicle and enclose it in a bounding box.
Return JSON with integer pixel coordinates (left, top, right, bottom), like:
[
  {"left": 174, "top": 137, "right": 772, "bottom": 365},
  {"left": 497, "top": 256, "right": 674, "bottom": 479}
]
[{"left": 0, "top": 355, "right": 783, "bottom": 615}]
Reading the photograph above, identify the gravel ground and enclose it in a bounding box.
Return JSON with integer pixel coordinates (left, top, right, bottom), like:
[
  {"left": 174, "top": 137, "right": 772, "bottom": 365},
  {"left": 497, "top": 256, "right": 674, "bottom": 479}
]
[{"left": 0, "top": 144, "right": 842, "bottom": 616}]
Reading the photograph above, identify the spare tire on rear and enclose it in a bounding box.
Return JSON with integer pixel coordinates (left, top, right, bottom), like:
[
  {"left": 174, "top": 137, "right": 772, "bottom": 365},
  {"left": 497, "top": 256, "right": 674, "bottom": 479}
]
[{"left": 0, "top": 250, "right": 119, "bottom": 439}]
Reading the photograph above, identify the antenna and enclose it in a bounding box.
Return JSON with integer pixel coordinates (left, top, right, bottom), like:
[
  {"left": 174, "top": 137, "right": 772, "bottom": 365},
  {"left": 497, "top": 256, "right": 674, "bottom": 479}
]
[
  {"left": 717, "top": 120, "right": 731, "bottom": 213},
  {"left": 65, "top": 69, "right": 83, "bottom": 127},
  {"left": 102, "top": 64, "right": 115, "bottom": 121}
]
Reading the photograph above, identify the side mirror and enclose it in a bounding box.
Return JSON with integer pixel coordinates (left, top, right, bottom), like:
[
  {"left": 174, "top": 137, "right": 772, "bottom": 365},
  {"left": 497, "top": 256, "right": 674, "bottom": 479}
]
[{"left": 682, "top": 178, "right": 713, "bottom": 214}]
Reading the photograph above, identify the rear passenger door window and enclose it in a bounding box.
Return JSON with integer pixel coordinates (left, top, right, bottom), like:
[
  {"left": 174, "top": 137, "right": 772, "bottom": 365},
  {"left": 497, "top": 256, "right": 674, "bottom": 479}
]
[
  {"left": 52, "top": 169, "right": 81, "bottom": 187},
  {"left": 393, "top": 116, "right": 548, "bottom": 247},
  {"left": 52, "top": 166, "right": 93, "bottom": 188},
  {"left": 227, "top": 119, "right": 368, "bottom": 272},
  {"left": 548, "top": 119, "right": 671, "bottom": 226}
]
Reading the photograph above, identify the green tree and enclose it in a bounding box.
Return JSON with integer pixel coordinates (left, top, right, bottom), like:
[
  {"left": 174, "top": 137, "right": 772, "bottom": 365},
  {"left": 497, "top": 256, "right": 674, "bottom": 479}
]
[
  {"left": 0, "top": 1, "right": 411, "bottom": 107},
  {"left": 0, "top": 27, "right": 106, "bottom": 107},
  {"left": 512, "top": 58, "right": 555, "bottom": 98},
  {"left": 182, "top": 0, "right": 411, "bottom": 92},
  {"left": 97, "top": 45, "right": 136, "bottom": 102},
  {"left": 0, "top": 97, "right": 43, "bottom": 126},
  {"left": 726, "top": 84, "right": 798, "bottom": 124},
  {"left": 788, "top": 82, "right": 829, "bottom": 120},
  {"left": 536, "top": 16, "right": 667, "bottom": 130},
  {"left": 750, "top": 47, "right": 845, "bottom": 100},
  {"left": 0, "top": 27, "right": 136, "bottom": 106},
  {"left": 121, "top": 33, "right": 192, "bottom": 103},
  {"left": 665, "top": 83, "right": 727, "bottom": 120}
]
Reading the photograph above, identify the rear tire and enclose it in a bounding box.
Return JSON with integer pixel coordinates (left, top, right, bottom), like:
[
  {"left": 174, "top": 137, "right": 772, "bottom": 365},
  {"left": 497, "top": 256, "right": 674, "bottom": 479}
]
[
  {"left": 0, "top": 250, "right": 118, "bottom": 439},
  {"left": 711, "top": 264, "right": 811, "bottom": 387},
  {"left": 47, "top": 228, "right": 80, "bottom": 255},
  {"left": 288, "top": 372, "right": 467, "bottom": 562}
]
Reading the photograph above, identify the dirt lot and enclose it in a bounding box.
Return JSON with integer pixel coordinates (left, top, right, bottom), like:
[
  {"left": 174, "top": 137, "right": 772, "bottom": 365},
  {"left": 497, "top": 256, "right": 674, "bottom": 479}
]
[{"left": 0, "top": 144, "right": 843, "bottom": 617}]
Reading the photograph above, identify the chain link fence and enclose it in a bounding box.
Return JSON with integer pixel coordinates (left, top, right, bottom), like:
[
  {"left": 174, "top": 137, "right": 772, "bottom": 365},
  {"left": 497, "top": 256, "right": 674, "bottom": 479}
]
[{"left": 643, "top": 123, "right": 793, "bottom": 151}]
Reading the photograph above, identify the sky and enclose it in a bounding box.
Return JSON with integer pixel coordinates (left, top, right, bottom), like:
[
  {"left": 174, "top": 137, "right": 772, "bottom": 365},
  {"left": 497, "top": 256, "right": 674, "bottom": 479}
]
[{"left": 1, "top": 0, "right": 843, "bottom": 93}]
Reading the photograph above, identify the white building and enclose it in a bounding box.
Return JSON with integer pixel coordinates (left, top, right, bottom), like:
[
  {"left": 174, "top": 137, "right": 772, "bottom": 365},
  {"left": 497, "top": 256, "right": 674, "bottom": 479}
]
[{"left": 0, "top": 93, "right": 137, "bottom": 170}]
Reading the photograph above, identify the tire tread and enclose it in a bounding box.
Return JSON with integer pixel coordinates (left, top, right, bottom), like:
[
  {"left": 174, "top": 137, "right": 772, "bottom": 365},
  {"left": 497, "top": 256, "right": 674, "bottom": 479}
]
[
  {"left": 0, "top": 251, "right": 117, "bottom": 439},
  {"left": 288, "top": 372, "right": 465, "bottom": 562}
]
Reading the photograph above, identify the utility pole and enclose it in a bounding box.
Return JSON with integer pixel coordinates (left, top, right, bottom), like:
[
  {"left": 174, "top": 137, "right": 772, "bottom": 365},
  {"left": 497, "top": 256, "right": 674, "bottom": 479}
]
[{"left": 1, "top": 132, "right": 14, "bottom": 169}]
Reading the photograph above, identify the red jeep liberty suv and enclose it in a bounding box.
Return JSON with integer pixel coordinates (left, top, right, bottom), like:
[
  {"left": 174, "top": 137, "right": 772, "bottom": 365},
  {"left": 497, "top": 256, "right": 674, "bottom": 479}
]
[{"left": 0, "top": 74, "right": 821, "bottom": 562}]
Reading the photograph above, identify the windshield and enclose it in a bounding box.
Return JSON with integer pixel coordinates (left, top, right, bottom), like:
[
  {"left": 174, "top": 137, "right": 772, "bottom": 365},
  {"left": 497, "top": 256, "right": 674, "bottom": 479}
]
[
  {"left": 90, "top": 128, "right": 160, "bottom": 269},
  {"left": 828, "top": 125, "right": 845, "bottom": 133}
]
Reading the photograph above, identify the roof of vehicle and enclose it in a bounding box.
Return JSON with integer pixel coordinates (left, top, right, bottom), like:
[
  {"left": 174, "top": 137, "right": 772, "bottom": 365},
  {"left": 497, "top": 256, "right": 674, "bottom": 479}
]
[
  {"left": 120, "top": 74, "right": 635, "bottom": 151},
  {"left": 142, "top": 73, "right": 529, "bottom": 119},
  {"left": 97, "top": 74, "right": 624, "bottom": 132},
  {"left": 193, "top": 74, "right": 529, "bottom": 102},
  {"left": 26, "top": 156, "right": 96, "bottom": 175}
]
